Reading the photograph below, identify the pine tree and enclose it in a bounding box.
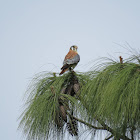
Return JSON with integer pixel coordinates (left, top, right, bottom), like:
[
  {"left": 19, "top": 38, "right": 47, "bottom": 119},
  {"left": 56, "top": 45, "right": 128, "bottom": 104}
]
[{"left": 19, "top": 54, "right": 140, "bottom": 140}]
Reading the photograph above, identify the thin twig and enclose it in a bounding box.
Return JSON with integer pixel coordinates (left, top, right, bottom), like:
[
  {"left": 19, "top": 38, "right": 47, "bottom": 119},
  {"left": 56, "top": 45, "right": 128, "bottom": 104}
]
[
  {"left": 67, "top": 112, "right": 104, "bottom": 130},
  {"left": 105, "top": 135, "right": 113, "bottom": 140}
]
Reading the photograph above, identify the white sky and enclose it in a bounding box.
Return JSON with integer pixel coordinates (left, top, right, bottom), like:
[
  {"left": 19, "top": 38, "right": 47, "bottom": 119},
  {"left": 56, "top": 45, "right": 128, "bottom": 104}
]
[{"left": 0, "top": 1, "right": 140, "bottom": 140}]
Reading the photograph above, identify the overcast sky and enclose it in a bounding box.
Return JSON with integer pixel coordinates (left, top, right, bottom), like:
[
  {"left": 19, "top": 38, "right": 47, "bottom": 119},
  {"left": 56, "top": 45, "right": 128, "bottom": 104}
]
[{"left": 0, "top": 1, "right": 140, "bottom": 140}]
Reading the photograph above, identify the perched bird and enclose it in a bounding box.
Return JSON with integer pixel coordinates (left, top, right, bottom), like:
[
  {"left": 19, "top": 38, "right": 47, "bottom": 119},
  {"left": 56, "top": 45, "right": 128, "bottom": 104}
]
[{"left": 59, "top": 45, "right": 80, "bottom": 75}]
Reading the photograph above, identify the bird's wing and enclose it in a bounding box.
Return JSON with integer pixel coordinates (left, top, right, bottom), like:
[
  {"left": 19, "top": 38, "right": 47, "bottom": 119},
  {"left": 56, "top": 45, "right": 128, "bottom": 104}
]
[
  {"left": 65, "top": 54, "right": 80, "bottom": 65},
  {"left": 63, "top": 50, "right": 80, "bottom": 65}
]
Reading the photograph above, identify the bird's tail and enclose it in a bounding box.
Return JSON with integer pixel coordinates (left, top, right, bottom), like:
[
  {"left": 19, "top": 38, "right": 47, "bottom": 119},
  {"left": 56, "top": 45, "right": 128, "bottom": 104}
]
[{"left": 59, "top": 68, "right": 68, "bottom": 75}]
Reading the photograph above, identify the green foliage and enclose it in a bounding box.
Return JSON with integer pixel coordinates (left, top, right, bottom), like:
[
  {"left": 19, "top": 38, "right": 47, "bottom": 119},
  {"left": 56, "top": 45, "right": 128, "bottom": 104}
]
[
  {"left": 19, "top": 72, "right": 88, "bottom": 140},
  {"left": 81, "top": 58, "right": 140, "bottom": 139},
  {"left": 19, "top": 55, "right": 140, "bottom": 140}
]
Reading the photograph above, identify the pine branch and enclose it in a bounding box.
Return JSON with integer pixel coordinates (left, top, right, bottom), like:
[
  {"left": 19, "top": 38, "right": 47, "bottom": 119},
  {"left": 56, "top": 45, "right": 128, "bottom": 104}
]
[
  {"left": 67, "top": 112, "right": 132, "bottom": 140},
  {"left": 67, "top": 112, "right": 104, "bottom": 130},
  {"left": 96, "top": 118, "right": 132, "bottom": 140},
  {"left": 81, "top": 104, "right": 132, "bottom": 140},
  {"left": 104, "top": 135, "right": 113, "bottom": 140},
  {"left": 69, "top": 113, "right": 132, "bottom": 140}
]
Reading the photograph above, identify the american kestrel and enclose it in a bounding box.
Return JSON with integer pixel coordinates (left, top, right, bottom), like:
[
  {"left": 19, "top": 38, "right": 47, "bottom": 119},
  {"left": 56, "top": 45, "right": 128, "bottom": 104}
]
[{"left": 59, "top": 45, "right": 80, "bottom": 75}]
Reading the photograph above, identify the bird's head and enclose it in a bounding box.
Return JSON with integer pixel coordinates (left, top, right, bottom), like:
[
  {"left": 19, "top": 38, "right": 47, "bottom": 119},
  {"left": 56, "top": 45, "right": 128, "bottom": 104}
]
[{"left": 70, "top": 45, "right": 78, "bottom": 52}]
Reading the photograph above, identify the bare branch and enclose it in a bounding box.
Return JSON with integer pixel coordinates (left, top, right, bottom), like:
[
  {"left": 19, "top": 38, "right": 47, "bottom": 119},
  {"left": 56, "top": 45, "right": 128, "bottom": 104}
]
[{"left": 105, "top": 135, "right": 113, "bottom": 140}]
